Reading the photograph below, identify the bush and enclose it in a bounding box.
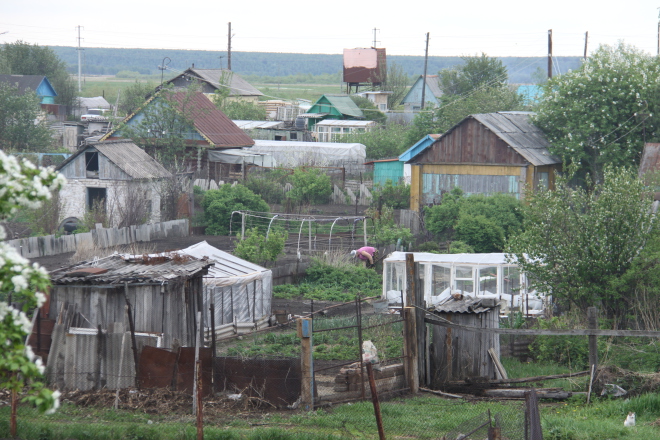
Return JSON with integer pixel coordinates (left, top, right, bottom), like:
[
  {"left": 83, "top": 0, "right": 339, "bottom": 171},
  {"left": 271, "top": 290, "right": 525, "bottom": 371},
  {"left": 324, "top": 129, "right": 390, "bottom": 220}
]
[
  {"left": 202, "top": 184, "right": 270, "bottom": 235},
  {"left": 233, "top": 227, "right": 285, "bottom": 265},
  {"left": 367, "top": 205, "right": 413, "bottom": 248},
  {"left": 530, "top": 316, "right": 589, "bottom": 369},
  {"left": 286, "top": 167, "right": 332, "bottom": 205},
  {"left": 447, "top": 241, "right": 474, "bottom": 253},
  {"left": 244, "top": 169, "right": 290, "bottom": 204},
  {"left": 454, "top": 214, "right": 504, "bottom": 253},
  {"left": 371, "top": 179, "right": 410, "bottom": 209}
]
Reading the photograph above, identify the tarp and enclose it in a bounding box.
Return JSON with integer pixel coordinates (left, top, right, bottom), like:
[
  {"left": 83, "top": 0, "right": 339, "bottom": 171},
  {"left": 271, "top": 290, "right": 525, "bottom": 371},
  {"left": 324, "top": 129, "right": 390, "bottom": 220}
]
[
  {"left": 207, "top": 148, "right": 276, "bottom": 167},
  {"left": 179, "top": 241, "right": 272, "bottom": 325},
  {"left": 249, "top": 140, "right": 366, "bottom": 167}
]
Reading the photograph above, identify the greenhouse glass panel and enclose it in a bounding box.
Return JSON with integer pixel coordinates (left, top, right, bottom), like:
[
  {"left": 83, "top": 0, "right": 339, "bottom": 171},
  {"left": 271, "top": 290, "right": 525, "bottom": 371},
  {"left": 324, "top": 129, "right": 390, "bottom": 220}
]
[{"left": 478, "top": 266, "right": 498, "bottom": 294}]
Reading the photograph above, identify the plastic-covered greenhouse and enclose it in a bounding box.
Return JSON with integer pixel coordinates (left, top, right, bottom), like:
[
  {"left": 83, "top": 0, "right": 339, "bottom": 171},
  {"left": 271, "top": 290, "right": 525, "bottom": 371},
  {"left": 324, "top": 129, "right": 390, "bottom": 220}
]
[
  {"left": 180, "top": 241, "right": 272, "bottom": 326},
  {"left": 249, "top": 140, "right": 366, "bottom": 167},
  {"left": 382, "top": 252, "right": 548, "bottom": 315}
]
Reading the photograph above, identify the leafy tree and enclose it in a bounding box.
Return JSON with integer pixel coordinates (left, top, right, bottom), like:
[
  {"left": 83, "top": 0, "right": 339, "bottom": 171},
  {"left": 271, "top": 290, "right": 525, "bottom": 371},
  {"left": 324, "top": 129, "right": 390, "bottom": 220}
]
[
  {"left": 286, "top": 167, "right": 332, "bottom": 205},
  {"left": 222, "top": 100, "right": 267, "bottom": 120},
  {"left": 506, "top": 167, "right": 657, "bottom": 324},
  {"left": 533, "top": 43, "right": 660, "bottom": 181},
  {"left": 0, "top": 41, "right": 77, "bottom": 109},
  {"left": 350, "top": 96, "right": 386, "bottom": 125},
  {"left": 119, "top": 83, "right": 201, "bottom": 166},
  {"left": 0, "top": 83, "right": 53, "bottom": 152},
  {"left": 340, "top": 123, "right": 410, "bottom": 159},
  {"left": 0, "top": 151, "right": 64, "bottom": 423},
  {"left": 404, "top": 54, "right": 523, "bottom": 147},
  {"left": 380, "top": 61, "right": 410, "bottom": 109},
  {"left": 202, "top": 184, "right": 270, "bottom": 236},
  {"left": 117, "top": 80, "right": 155, "bottom": 116},
  {"left": 233, "top": 227, "right": 285, "bottom": 265},
  {"left": 371, "top": 179, "right": 410, "bottom": 209},
  {"left": 438, "top": 53, "right": 508, "bottom": 96},
  {"left": 425, "top": 188, "right": 523, "bottom": 252}
]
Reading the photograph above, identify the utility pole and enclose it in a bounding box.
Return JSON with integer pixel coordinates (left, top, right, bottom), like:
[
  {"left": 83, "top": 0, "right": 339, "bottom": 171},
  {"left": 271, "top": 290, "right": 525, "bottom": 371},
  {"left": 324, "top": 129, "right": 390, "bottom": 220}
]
[
  {"left": 372, "top": 28, "right": 380, "bottom": 48},
  {"left": 76, "top": 25, "right": 84, "bottom": 92},
  {"left": 584, "top": 31, "right": 588, "bottom": 60},
  {"left": 657, "top": 8, "right": 660, "bottom": 56},
  {"left": 547, "top": 29, "right": 553, "bottom": 79},
  {"left": 420, "top": 32, "right": 430, "bottom": 110},
  {"left": 227, "top": 22, "right": 232, "bottom": 71}
]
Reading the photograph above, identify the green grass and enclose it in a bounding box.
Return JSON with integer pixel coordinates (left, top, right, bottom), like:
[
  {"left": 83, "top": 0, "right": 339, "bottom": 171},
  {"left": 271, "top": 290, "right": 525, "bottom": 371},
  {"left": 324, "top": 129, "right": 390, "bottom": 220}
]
[
  {"left": 5, "top": 393, "right": 659, "bottom": 439},
  {"left": 502, "top": 357, "right": 588, "bottom": 391},
  {"left": 256, "top": 83, "right": 342, "bottom": 103}
]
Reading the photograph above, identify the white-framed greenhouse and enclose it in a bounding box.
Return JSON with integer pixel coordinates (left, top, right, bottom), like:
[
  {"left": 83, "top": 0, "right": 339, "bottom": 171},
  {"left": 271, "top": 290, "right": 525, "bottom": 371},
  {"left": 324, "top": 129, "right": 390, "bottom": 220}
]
[{"left": 382, "top": 252, "right": 549, "bottom": 315}]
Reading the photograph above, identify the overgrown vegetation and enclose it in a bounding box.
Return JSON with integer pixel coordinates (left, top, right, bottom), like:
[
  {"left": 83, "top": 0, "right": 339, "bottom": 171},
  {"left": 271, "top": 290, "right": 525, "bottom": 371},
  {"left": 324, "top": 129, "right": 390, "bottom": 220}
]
[
  {"left": 366, "top": 205, "right": 413, "bottom": 249},
  {"left": 202, "top": 184, "right": 270, "bottom": 235},
  {"left": 286, "top": 168, "right": 332, "bottom": 206},
  {"left": 371, "top": 179, "right": 410, "bottom": 209},
  {"left": 233, "top": 227, "right": 286, "bottom": 265}
]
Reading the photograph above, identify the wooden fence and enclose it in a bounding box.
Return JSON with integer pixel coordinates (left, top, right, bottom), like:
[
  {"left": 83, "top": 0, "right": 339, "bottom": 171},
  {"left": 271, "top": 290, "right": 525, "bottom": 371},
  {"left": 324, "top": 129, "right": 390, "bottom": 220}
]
[{"left": 6, "top": 219, "right": 189, "bottom": 259}]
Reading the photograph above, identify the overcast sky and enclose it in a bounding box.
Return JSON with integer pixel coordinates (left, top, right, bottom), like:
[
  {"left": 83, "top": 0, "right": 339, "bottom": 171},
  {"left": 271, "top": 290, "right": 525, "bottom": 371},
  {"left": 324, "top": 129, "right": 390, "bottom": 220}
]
[{"left": 2, "top": 1, "right": 660, "bottom": 58}]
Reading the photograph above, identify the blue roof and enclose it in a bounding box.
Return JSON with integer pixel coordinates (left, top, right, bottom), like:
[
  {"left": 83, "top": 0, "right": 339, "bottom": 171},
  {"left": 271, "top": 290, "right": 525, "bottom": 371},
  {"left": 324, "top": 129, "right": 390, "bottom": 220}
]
[
  {"left": 399, "top": 134, "right": 440, "bottom": 163},
  {"left": 517, "top": 85, "right": 543, "bottom": 105}
]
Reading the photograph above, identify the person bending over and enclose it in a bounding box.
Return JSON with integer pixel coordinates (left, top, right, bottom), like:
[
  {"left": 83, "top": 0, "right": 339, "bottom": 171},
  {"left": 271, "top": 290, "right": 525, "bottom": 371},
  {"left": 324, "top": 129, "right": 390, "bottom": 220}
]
[{"left": 350, "top": 246, "right": 378, "bottom": 267}]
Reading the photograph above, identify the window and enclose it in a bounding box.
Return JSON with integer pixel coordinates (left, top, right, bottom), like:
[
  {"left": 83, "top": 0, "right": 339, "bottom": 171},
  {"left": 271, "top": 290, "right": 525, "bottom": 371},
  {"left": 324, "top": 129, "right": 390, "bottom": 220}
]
[
  {"left": 87, "top": 187, "right": 106, "bottom": 211},
  {"left": 290, "top": 132, "right": 298, "bottom": 140},
  {"left": 537, "top": 172, "right": 549, "bottom": 190},
  {"left": 502, "top": 266, "right": 521, "bottom": 296},
  {"left": 379, "top": 104, "right": 387, "bottom": 111},
  {"left": 454, "top": 266, "right": 474, "bottom": 294},
  {"left": 85, "top": 151, "right": 99, "bottom": 178},
  {"left": 385, "top": 262, "right": 406, "bottom": 303},
  {"left": 432, "top": 265, "right": 451, "bottom": 297},
  {"left": 478, "top": 266, "right": 498, "bottom": 294}
]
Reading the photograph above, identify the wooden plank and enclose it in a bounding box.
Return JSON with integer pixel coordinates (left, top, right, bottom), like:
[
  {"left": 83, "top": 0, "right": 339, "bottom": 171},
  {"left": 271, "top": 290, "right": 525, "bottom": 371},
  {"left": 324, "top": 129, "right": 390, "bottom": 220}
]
[
  {"left": 489, "top": 347, "right": 508, "bottom": 380},
  {"left": 424, "top": 316, "right": 660, "bottom": 337}
]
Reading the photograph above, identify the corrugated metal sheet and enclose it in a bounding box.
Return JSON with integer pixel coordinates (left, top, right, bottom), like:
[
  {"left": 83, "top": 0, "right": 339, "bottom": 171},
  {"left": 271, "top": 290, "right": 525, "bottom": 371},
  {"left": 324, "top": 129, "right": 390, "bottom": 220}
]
[
  {"left": 472, "top": 112, "right": 561, "bottom": 166},
  {"left": 188, "top": 69, "right": 263, "bottom": 97},
  {"left": 430, "top": 297, "right": 496, "bottom": 314},
  {"left": 56, "top": 140, "right": 172, "bottom": 180},
  {"left": 168, "top": 92, "right": 255, "bottom": 148},
  {"left": 639, "top": 143, "right": 660, "bottom": 176},
  {"left": 50, "top": 254, "right": 213, "bottom": 285}
]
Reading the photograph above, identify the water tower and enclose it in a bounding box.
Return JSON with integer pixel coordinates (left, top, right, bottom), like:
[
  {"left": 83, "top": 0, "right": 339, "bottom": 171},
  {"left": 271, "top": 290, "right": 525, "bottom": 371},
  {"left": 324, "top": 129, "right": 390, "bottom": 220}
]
[{"left": 343, "top": 47, "right": 387, "bottom": 94}]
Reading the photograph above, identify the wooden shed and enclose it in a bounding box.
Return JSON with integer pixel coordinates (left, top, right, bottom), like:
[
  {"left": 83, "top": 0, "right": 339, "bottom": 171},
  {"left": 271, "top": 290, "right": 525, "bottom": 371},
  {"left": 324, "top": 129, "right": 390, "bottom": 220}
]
[
  {"left": 48, "top": 253, "right": 214, "bottom": 348},
  {"left": 429, "top": 297, "right": 500, "bottom": 386},
  {"left": 408, "top": 111, "right": 562, "bottom": 211}
]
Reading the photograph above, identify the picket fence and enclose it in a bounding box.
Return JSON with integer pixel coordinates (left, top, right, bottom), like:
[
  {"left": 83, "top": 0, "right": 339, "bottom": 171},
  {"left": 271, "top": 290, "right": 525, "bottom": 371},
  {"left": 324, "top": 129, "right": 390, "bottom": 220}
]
[{"left": 6, "top": 219, "right": 189, "bottom": 259}]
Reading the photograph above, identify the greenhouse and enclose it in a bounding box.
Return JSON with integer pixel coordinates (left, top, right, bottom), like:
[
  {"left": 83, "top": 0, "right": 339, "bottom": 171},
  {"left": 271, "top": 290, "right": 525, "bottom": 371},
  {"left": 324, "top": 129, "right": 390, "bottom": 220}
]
[{"left": 382, "top": 252, "right": 548, "bottom": 315}]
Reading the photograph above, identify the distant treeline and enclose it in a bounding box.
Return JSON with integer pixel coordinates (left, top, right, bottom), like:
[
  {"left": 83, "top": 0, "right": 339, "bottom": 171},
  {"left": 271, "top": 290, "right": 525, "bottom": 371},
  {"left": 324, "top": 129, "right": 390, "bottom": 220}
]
[{"left": 49, "top": 46, "right": 583, "bottom": 84}]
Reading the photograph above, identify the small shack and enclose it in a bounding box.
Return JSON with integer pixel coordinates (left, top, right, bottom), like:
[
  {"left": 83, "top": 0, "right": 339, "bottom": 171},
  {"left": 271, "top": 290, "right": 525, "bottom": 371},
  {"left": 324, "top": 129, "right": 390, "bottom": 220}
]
[
  {"left": 45, "top": 253, "right": 214, "bottom": 391},
  {"left": 179, "top": 241, "right": 272, "bottom": 331},
  {"left": 429, "top": 297, "right": 500, "bottom": 385}
]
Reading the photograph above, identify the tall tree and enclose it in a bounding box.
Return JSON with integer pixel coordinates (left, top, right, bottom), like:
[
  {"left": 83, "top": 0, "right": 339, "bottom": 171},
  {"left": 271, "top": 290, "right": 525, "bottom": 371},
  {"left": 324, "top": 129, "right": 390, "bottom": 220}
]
[
  {"left": 0, "top": 41, "right": 77, "bottom": 109},
  {"left": 0, "top": 83, "right": 53, "bottom": 152},
  {"left": 380, "top": 61, "right": 410, "bottom": 109},
  {"left": 438, "top": 53, "right": 508, "bottom": 96},
  {"left": 506, "top": 167, "right": 657, "bottom": 324},
  {"left": 533, "top": 43, "right": 660, "bottom": 181}
]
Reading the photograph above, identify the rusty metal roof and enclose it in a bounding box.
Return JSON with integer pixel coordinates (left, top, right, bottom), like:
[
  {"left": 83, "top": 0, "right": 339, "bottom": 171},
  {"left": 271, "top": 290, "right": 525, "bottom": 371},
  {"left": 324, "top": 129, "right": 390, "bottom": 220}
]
[
  {"left": 430, "top": 297, "right": 498, "bottom": 314},
  {"left": 168, "top": 92, "right": 255, "bottom": 148},
  {"left": 472, "top": 112, "right": 561, "bottom": 166},
  {"left": 50, "top": 254, "right": 214, "bottom": 285},
  {"left": 56, "top": 140, "right": 172, "bottom": 179}
]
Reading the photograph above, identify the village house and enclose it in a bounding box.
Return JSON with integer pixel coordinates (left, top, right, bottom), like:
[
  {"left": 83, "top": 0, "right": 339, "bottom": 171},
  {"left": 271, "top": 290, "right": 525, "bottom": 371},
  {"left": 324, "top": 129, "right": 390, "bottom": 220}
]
[
  {"left": 55, "top": 140, "right": 172, "bottom": 228},
  {"left": 101, "top": 90, "right": 254, "bottom": 180},
  {"left": 400, "top": 75, "right": 443, "bottom": 112},
  {"left": 166, "top": 67, "right": 263, "bottom": 104},
  {"left": 300, "top": 94, "right": 365, "bottom": 132},
  {"left": 406, "top": 111, "right": 561, "bottom": 211}
]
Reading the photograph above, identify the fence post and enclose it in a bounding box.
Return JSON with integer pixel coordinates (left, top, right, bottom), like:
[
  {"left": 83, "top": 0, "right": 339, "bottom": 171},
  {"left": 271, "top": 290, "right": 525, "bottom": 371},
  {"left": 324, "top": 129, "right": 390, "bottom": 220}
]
[
  {"left": 404, "top": 253, "right": 419, "bottom": 393},
  {"left": 588, "top": 307, "right": 598, "bottom": 372},
  {"left": 298, "top": 318, "right": 314, "bottom": 409}
]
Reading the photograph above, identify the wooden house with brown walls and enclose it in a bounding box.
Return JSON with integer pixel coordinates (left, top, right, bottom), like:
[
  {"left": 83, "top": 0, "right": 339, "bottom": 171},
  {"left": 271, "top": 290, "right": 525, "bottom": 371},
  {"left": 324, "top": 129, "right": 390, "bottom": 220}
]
[{"left": 407, "top": 112, "right": 561, "bottom": 211}]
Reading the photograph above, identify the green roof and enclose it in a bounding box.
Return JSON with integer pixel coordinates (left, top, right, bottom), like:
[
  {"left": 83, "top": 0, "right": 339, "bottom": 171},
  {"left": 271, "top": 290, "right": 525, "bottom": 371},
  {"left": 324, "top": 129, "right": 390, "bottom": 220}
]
[{"left": 309, "top": 94, "right": 364, "bottom": 119}]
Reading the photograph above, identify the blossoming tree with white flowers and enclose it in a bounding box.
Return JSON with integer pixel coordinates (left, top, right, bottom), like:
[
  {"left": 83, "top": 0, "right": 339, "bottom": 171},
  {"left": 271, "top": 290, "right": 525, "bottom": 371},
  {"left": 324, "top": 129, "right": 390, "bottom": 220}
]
[
  {"left": 534, "top": 43, "right": 660, "bottom": 181},
  {"left": 0, "top": 150, "right": 66, "bottom": 426}
]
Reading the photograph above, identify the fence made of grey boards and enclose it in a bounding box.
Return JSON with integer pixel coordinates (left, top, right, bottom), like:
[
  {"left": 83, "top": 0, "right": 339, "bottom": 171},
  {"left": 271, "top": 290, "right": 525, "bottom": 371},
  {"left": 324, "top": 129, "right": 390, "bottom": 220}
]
[
  {"left": 332, "top": 184, "right": 372, "bottom": 205},
  {"left": 399, "top": 210, "right": 423, "bottom": 235},
  {"left": 6, "top": 219, "right": 189, "bottom": 259}
]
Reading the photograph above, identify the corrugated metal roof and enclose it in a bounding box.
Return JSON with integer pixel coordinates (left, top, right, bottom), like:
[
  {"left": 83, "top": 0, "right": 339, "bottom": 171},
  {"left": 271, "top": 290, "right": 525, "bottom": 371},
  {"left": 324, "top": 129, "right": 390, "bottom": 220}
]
[
  {"left": 399, "top": 134, "right": 441, "bottom": 162},
  {"left": 322, "top": 95, "right": 364, "bottom": 119},
  {"left": 50, "top": 254, "right": 213, "bottom": 285},
  {"left": 168, "top": 92, "right": 255, "bottom": 148},
  {"left": 56, "top": 140, "right": 172, "bottom": 179},
  {"left": 423, "top": 75, "right": 443, "bottom": 99},
  {"left": 232, "top": 120, "right": 284, "bottom": 130},
  {"left": 0, "top": 74, "right": 52, "bottom": 96},
  {"left": 187, "top": 69, "right": 263, "bottom": 97},
  {"left": 77, "top": 96, "right": 111, "bottom": 109},
  {"left": 472, "top": 112, "right": 561, "bottom": 166},
  {"left": 639, "top": 143, "right": 660, "bottom": 177},
  {"left": 431, "top": 297, "right": 497, "bottom": 314},
  {"left": 180, "top": 241, "right": 269, "bottom": 278}
]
